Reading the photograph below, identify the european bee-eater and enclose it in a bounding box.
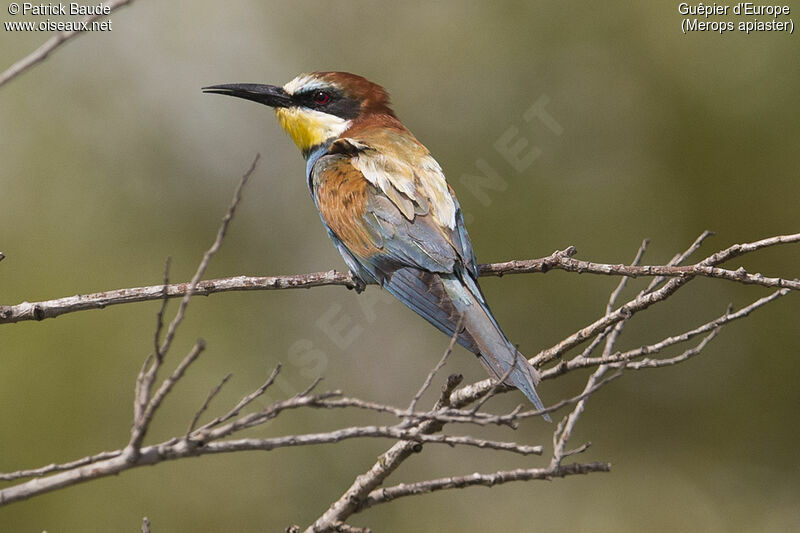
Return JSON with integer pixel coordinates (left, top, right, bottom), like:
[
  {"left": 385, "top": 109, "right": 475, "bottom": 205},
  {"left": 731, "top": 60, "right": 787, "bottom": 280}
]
[{"left": 204, "top": 72, "right": 548, "bottom": 417}]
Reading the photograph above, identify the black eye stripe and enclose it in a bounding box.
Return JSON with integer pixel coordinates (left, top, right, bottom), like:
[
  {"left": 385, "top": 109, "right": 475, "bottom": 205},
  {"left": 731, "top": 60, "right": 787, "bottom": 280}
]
[
  {"left": 298, "top": 88, "right": 340, "bottom": 102},
  {"left": 293, "top": 88, "right": 360, "bottom": 120}
]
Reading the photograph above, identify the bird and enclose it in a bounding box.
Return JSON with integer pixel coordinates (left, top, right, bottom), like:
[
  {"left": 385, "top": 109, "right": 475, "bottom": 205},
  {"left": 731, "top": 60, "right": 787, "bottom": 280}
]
[{"left": 203, "top": 72, "right": 548, "bottom": 418}]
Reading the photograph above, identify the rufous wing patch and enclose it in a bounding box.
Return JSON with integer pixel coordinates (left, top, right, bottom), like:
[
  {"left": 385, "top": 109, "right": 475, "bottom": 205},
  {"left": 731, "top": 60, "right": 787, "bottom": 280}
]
[{"left": 315, "top": 159, "right": 383, "bottom": 258}]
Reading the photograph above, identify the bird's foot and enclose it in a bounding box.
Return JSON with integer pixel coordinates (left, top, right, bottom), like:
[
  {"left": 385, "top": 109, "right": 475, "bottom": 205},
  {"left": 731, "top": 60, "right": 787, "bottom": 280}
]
[{"left": 347, "top": 274, "right": 367, "bottom": 294}]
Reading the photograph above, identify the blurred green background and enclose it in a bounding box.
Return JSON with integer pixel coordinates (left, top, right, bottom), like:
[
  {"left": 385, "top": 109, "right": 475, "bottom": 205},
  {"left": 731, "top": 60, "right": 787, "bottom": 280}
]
[{"left": 2, "top": 1, "right": 799, "bottom": 531}]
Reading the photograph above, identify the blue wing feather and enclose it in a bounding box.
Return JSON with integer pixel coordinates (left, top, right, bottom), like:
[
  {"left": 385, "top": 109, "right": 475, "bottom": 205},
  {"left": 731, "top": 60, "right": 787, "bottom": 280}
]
[
  {"left": 308, "top": 144, "right": 548, "bottom": 418},
  {"left": 381, "top": 266, "right": 480, "bottom": 354}
]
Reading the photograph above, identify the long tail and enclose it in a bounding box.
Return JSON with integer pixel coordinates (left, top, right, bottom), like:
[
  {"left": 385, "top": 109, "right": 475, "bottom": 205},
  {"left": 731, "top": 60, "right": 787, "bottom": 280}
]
[
  {"left": 381, "top": 265, "right": 549, "bottom": 421},
  {"left": 441, "top": 274, "right": 551, "bottom": 422}
]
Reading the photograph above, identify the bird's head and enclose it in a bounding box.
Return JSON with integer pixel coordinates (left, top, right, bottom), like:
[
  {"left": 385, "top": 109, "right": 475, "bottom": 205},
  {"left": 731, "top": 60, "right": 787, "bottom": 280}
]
[{"left": 204, "top": 72, "right": 395, "bottom": 157}]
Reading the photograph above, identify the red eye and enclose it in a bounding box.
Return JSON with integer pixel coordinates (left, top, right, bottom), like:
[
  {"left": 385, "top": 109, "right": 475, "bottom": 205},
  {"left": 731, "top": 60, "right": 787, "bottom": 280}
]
[{"left": 313, "top": 90, "right": 330, "bottom": 105}]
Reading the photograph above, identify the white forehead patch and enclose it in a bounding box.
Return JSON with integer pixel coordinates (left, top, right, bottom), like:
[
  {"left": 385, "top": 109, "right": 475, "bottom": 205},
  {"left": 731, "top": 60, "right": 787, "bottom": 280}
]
[{"left": 283, "top": 74, "right": 330, "bottom": 96}]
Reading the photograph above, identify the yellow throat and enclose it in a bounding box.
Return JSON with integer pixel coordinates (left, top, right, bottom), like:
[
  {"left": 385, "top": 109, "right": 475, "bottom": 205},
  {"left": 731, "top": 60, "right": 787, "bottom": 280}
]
[{"left": 275, "top": 107, "right": 352, "bottom": 154}]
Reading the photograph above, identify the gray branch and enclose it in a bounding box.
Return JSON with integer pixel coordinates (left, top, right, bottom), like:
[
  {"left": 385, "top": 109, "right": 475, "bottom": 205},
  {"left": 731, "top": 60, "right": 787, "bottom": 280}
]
[
  {"left": 1, "top": 233, "right": 797, "bottom": 325},
  {"left": 357, "top": 462, "right": 611, "bottom": 511},
  {"left": 0, "top": 0, "right": 136, "bottom": 88},
  {"left": 0, "top": 159, "right": 795, "bottom": 530}
]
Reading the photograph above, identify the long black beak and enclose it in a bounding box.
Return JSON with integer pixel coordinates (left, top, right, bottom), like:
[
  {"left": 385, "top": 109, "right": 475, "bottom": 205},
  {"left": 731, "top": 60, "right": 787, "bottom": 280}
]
[{"left": 202, "top": 83, "right": 293, "bottom": 108}]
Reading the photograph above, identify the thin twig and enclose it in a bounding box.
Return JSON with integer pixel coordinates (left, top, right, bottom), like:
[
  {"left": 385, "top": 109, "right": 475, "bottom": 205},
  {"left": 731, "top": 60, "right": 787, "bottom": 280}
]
[
  {"left": 515, "top": 371, "right": 623, "bottom": 420},
  {"left": 296, "top": 376, "right": 325, "bottom": 398},
  {"left": 307, "top": 374, "right": 464, "bottom": 532},
  {"left": 564, "top": 289, "right": 787, "bottom": 372},
  {"left": 643, "top": 230, "right": 713, "bottom": 294},
  {"left": 0, "top": 0, "right": 136, "bottom": 88},
  {"left": 532, "top": 232, "right": 794, "bottom": 367},
  {"left": 467, "top": 353, "right": 518, "bottom": 415},
  {"left": 546, "top": 241, "right": 655, "bottom": 469},
  {"left": 619, "top": 328, "right": 721, "bottom": 370},
  {"left": 198, "top": 427, "right": 543, "bottom": 456},
  {"left": 125, "top": 156, "right": 257, "bottom": 459},
  {"left": 126, "top": 340, "right": 206, "bottom": 456},
  {"left": 187, "top": 372, "right": 233, "bottom": 435},
  {"left": 133, "top": 354, "right": 154, "bottom": 425},
  {"left": 550, "top": 365, "right": 609, "bottom": 469},
  {"left": 0, "top": 222, "right": 794, "bottom": 526},
  {"left": 357, "top": 462, "right": 611, "bottom": 511},
  {"left": 0, "top": 407, "right": 544, "bottom": 505},
  {"left": 571, "top": 240, "right": 649, "bottom": 367},
  {"left": 154, "top": 258, "right": 172, "bottom": 361},
  {"left": 192, "top": 390, "right": 344, "bottom": 443},
  {"left": 408, "top": 315, "right": 463, "bottom": 413},
  {"left": 157, "top": 154, "right": 258, "bottom": 359},
  {"left": 133, "top": 259, "right": 171, "bottom": 430},
  {"left": 190, "top": 364, "right": 281, "bottom": 438},
  {"left": 606, "top": 239, "right": 649, "bottom": 314},
  {"left": 330, "top": 522, "right": 371, "bottom": 533},
  {"left": 0, "top": 450, "right": 122, "bottom": 482},
  {"left": 313, "top": 397, "right": 516, "bottom": 427}
]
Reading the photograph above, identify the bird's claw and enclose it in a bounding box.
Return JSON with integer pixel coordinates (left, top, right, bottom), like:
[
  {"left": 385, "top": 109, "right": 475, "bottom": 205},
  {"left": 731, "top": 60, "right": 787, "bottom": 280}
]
[{"left": 348, "top": 275, "right": 367, "bottom": 294}]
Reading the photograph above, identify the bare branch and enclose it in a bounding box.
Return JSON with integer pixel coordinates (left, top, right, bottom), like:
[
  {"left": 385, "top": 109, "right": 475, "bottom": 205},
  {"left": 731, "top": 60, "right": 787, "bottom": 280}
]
[
  {"left": 296, "top": 375, "right": 624, "bottom": 429},
  {"left": 0, "top": 0, "right": 136, "bottom": 88},
  {"left": 479, "top": 232, "right": 800, "bottom": 284},
  {"left": 531, "top": 233, "right": 797, "bottom": 367},
  {"left": 451, "top": 270, "right": 696, "bottom": 405},
  {"left": 0, "top": 271, "right": 354, "bottom": 324},
  {"left": 123, "top": 156, "right": 257, "bottom": 460},
  {"left": 187, "top": 373, "right": 233, "bottom": 435},
  {"left": 407, "top": 315, "right": 462, "bottom": 413},
  {"left": 0, "top": 450, "right": 121, "bottom": 482},
  {"left": 0, "top": 398, "right": 544, "bottom": 505},
  {"left": 310, "top": 397, "right": 516, "bottom": 428},
  {"left": 2, "top": 232, "right": 796, "bottom": 326},
  {"left": 190, "top": 365, "right": 281, "bottom": 436},
  {"left": 514, "top": 371, "right": 623, "bottom": 421},
  {"left": 547, "top": 240, "right": 657, "bottom": 468},
  {"left": 0, "top": 141, "right": 795, "bottom": 533},
  {"left": 200, "top": 429, "right": 543, "bottom": 456},
  {"left": 565, "top": 289, "right": 788, "bottom": 372},
  {"left": 329, "top": 523, "right": 371, "bottom": 533},
  {"left": 467, "top": 352, "right": 519, "bottom": 415},
  {"left": 619, "top": 328, "right": 721, "bottom": 370},
  {"left": 308, "top": 374, "right": 464, "bottom": 532},
  {"left": 451, "top": 232, "right": 762, "bottom": 410},
  {"left": 158, "top": 154, "right": 258, "bottom": 359},
  {"left": 676, "top": 230, "right": 715, "bottom": 264},
  {"left": 133, "top": 353, "right": 154, "bottom": 425},
  {"left": 153, "top": 258, "right": 172, "bottom": 360},
  {"left": 643, "top": 230, "right": 714, "bottom": 294},
  {"left": 296, "top": 376, "right": 325, "bottom": 398},
  {"left": 0, "top": 272, "right": 787, "bottom": 514},
  {"left": 127, "top": 339, "right": 206, "bottom": 458},
  {"left": 550, "top": 365, "right": 609, "bottom": 469},
  {"left": 132, "top": 259, "right": 172, "bottom": 432},
  {"left": 357, "top": 462, "right": 611, "bottom": 511},
  {"left": 606, "top": 239, "right": 649, "bottom": 314}
]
